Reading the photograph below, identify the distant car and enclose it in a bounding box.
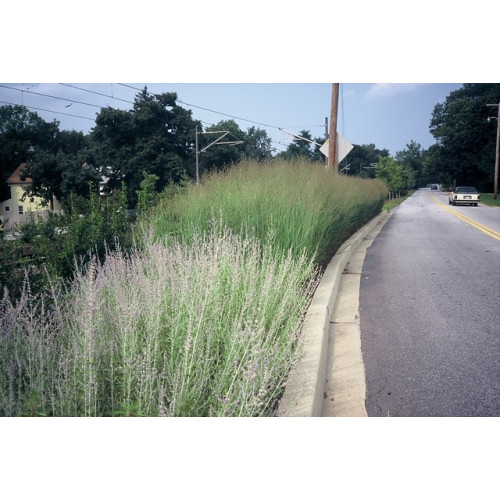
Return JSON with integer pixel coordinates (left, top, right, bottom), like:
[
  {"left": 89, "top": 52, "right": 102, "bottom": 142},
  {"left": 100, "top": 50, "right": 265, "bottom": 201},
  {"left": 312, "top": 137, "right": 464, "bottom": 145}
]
[
  {"left": 430, "top": 184, "right": 438, "bottom": 190},
  {"left": 448, "top": 186, "right": 480, "bottom": 206}
]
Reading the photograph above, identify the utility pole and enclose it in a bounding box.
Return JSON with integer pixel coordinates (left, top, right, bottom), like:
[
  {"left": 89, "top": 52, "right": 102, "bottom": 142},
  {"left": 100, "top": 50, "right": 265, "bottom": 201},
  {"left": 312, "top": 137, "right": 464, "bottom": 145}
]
[
  {"left": 486, "top": 103, "right": 500, "bottom": 199},
  {"left": 328, "top": 83, "right": 339, "bottom": 172},
  {"left": 324, "top": 116, "right": 328, "bottom": 167},
  {"left": 195, "top": 126, "right": 200, "bottom": 187}
]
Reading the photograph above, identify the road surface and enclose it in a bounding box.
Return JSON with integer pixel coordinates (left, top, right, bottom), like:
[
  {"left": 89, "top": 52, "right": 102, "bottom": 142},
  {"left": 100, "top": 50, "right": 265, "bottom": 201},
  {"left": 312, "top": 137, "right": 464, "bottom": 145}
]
[{"left": 360, "top": 189, "right": 500, "bottom": 416}]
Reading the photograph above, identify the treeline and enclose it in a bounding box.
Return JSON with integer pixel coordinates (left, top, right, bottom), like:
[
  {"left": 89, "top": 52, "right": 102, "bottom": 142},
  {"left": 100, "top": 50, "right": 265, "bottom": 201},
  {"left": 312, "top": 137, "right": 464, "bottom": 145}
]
[
  {"left": 0, "top": 88, "right": 276, "bottom": 209},
  {"left": 2, "top": 84, "right": 500, "bottom": 211}
]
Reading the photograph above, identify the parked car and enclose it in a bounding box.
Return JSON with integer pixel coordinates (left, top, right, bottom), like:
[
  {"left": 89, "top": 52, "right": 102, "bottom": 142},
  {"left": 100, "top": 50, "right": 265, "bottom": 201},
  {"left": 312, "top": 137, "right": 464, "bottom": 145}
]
[{"left": 448, "top": 186, "right": 480, "bottom": 206}]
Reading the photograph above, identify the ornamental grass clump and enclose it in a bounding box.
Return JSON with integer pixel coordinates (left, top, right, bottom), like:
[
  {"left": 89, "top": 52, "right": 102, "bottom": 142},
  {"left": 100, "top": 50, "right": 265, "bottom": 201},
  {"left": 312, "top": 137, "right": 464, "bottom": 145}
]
[
  {"left": 0, "top": 222, "right": 318, "bottom": 417},
  {"left": 150, "top": 158, "right": 388, "bottom": 265}
]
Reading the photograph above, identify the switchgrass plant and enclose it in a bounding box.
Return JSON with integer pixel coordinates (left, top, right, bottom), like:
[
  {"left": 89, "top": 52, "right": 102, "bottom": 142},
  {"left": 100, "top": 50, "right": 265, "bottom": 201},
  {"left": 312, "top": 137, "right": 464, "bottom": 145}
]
[
  {"left": 1, "top": 159, "right": 387, "bottom": 417},
  {"left": 0, "top": 222, "right": 318, "bottom": 416},
  {"left": 150, "top": 159, "right": 388, "bottom": 265}
]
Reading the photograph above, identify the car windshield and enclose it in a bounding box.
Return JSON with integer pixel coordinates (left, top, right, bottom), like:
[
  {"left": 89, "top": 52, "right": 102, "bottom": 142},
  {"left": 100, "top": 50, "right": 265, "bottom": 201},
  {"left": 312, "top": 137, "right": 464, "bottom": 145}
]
[{"left": 455, "top": 187, "right": 478, "bottom": 193}]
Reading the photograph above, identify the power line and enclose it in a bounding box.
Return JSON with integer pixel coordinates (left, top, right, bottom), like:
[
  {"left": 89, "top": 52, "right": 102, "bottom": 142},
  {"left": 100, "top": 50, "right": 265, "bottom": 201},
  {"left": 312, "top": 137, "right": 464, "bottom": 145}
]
[
  {"left": 117, "top": 83, "right": 288, "bottom": 131},
  {"left": 0, "top": 84, "right": 103, "bottom": 109},
  {"left": 59, "top": 83, "right": 134, "bottom": 104},
  {"left": 0, "top": 83, "right": 319, "bottom": 151},
  {"left": 0, "top": 100, "right": 96, "bottom": 121}
]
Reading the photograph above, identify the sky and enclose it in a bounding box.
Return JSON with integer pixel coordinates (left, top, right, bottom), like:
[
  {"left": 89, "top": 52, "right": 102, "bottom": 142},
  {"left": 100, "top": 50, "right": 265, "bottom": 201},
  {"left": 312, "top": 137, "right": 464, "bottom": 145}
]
[{"left": 0, "top": 82, "right": 464, "bottom": 157}]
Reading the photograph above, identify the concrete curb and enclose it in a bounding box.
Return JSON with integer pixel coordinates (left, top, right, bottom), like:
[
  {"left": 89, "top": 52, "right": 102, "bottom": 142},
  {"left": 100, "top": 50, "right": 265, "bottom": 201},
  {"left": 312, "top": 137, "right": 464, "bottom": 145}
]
[{"left": 277, "top": 210, "right": 392, "bottom": 417}]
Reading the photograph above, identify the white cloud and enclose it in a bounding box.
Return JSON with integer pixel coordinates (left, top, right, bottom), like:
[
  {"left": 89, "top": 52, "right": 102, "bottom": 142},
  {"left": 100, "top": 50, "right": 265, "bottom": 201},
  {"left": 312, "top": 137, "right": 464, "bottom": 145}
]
[{"left": 364, "top": 83, "right": 429, "bottom": 100}]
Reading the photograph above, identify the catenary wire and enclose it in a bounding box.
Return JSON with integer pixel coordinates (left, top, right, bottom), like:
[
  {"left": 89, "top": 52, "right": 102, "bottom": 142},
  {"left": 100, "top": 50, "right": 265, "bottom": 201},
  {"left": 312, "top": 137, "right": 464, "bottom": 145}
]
[
  {"left": 59, "top": 83, "right": 134, "bottom": 104},
  {"left": 0, "top": 100, "right": 96, "bottom": 121},
  {"left": 0, "top": 84, "right": 103, "bottom": 109},
  {"left": 0, "top": 84, "right": 314, "bottom": 151}
]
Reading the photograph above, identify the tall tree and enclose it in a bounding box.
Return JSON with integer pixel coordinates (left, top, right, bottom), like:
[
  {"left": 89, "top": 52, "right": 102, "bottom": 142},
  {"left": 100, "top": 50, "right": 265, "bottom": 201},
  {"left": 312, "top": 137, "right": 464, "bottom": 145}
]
[
  {"left": 278, "top": 130, "right": 316, "bottom": 161},
  {"left": 24, "top": 130, "right": 101, "bottom": 208},
  {"left": 429, "top": 83, "right": 500, "bottom": 190},
  {"left": 0, "top": 105, "right": 59, "bottom": 200},
  {"left": 346, "top": 144, "right": 390, "bottom": 177},
  {"left": 375, "top": 156, "right": 413, "bottom": 196},
  {"left": 243, "top": 126, "right": 272, "bottom": 161},
  {"left": 199, "top": 119, "right": 246, "bottom": 172},
  {"left": 91, "top": 88, "right": 201, "bottom": 205},
  {"left": 395, "top": 140, "right": 425, "bottom": 188}
]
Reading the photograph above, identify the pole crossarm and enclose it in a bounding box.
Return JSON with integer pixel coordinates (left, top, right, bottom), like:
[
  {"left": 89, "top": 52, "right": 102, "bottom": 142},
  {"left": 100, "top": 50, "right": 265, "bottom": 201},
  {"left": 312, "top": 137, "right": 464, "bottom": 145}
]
[
  {"left": 279, "top": 128, "right": 322, "bottom": 147},
  {"left": 200, "top": 131, "right": 244, "bottom": 153},
  {"left": 195, "top": 127, "right": 244, "bottom": 186}
]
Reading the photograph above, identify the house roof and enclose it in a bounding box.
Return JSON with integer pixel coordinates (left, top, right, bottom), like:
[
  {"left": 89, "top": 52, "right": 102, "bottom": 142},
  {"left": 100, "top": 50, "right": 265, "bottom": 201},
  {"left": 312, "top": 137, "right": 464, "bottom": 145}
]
[{"left": 6, "top": 163, "right": 31, "bottom": 184}]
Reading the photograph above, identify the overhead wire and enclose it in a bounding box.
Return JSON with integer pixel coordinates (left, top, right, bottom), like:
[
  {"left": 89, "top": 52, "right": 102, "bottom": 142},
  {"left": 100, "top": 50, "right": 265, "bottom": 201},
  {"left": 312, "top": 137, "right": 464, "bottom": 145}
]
[
  {"left": 0, "top": 84, "right": 103, "bottom": 109},
  {"left": 0, "top": 83, "right": 319, "bottom": 152},
  {"left": 0, "top": 100, "right": 95, "bottom": 121},
  {"left": 59, "top": 83, "right": 134, "bottom": 104}
]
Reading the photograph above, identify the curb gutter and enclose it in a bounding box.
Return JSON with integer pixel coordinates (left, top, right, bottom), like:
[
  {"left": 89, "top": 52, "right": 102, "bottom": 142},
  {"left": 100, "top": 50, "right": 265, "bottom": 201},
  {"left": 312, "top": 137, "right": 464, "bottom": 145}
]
[{"left": 277, "top": 210, "right": 392, "bottom": 417}]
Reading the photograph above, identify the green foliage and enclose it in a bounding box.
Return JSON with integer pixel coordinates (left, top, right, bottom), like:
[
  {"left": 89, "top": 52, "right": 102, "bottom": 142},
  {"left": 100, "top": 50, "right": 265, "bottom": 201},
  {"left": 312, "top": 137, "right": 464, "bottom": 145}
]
[
  {"left": 150, "top": 158, "right": 387, "bottom": 266},
  {"left": 344, "top": 144, "right": 390, "bottom": 177},
  {"left": 278, "top": 130, "right": 317, "bottom": 161},
  {"left": 0, "top": 225, "right": 318, "bottom": 417},
  {"left": 0, "top": 104, "right": 59, "bottom": 200},
  {"left": 395, "top": 140, "right": 424, "bottom": 188},
  {"left": 244, "top": 126, "right": 273, "bottom": 161},
  {"left": 428, "top": 83, "right": 500, "bottom": 190},
  {"left": 200, "top": 120, "right": 246, "bottom": 171},
  {"left": 0, "top": 157, "right": 388, "bottom": 417},
  {"left": 90, "top": 88, "right": 201, "bottom": 206},
  {"left": 198, "top": 120, "right": 274, "bottom": 174},
  {"left": 479, "top": 193, "right": 500, "bottom": 207},
  {"left": 0, "top": 185, "right": 133, "bottom": 300},
  {"left": 375, "top": 156, "right": 416, "bottom": 196},
  {"left": 136, "top": 171, "right": 159, "bottom": 214}
]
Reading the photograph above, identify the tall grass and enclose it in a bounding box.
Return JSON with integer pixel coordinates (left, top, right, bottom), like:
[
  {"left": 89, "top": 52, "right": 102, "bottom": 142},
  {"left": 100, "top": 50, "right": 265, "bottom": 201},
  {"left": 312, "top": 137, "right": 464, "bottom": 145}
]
[
  {"left": 150, "top": 159, "right": 388, "bottom": 265},
  {"left": 1, "top": 159, "right": 387, "bottom": 417},
  {"left": 0, "top": 223, "right": 318, "bottom": 416}
]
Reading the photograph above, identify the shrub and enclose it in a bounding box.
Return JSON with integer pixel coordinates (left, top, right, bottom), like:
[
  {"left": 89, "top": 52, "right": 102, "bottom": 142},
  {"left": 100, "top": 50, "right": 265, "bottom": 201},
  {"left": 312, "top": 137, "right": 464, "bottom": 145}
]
[{"left": 0, "top": 223, "right": 318, "bottom": 417}]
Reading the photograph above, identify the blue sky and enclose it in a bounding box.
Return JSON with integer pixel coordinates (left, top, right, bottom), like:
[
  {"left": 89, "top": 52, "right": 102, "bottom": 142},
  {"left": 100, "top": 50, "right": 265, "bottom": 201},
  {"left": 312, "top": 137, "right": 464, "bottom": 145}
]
[{"left": 0, "top": 82, "right": 463, "bottom": 156}]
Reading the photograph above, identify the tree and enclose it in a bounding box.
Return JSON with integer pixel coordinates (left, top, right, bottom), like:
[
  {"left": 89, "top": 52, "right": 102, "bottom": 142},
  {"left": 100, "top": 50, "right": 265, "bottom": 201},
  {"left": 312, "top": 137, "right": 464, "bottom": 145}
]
[
  {"left": 395, "top": 140, "right": 425, "bottom": 188},
  {"left": 375, "top": 156, "right": 407, "bottom": 198},
  {"left": 243, "top": 126, "right": 273, "bottom": 161},
  {"left": 91, "top": 88, "right": 201, "bottom": 206},
  {"left": 24, "top": 130, "right": 101, "bottom": 208},
  {"left": 199, "top": 120, "right": 246, "bottom": 172},
  {"left": 136, "top": 171, "right": 159, "bottom": 214},
  {"left": 278, "top": 130, "right": 316, "bottom": 161},
  {"left": 420, "top": 144, "right": 445, "bottom": 187},
  {"left": 311, "top": 136, "right": 326, "bottom": 163},
  {"left": 429, "top": 83, "right": 500, "bottom": 190},
  {"left": 346, "top": 144, "right": 390, "bottom": 177},
  {"left": 0, "top": 105, "right": 59, "bottom": 200}
]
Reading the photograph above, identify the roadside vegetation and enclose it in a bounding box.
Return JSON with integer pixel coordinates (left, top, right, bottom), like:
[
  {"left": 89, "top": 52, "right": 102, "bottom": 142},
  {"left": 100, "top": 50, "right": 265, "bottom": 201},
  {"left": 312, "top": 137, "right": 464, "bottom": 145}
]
[
  {"left": 382, "top": 190, "right": 415, "bottom": 211},
  {"left": 150, "top": 159, "right": 388, "bottom": 266},
  {"left": 479, "top": 193, "right": 500, "bottom": 207},
  {"left": 0, "top": 159, "right": 387, "bottom": 417}
]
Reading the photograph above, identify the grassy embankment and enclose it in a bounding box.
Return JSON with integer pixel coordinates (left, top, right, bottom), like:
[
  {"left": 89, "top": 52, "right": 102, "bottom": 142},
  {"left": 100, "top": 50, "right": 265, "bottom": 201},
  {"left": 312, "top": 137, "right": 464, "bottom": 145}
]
[
  {"left": 479, "top": 193, "right": 500, "bottom": 207},
  {"left": 0, "top": 159, "right": 387, "bottom": 417}
]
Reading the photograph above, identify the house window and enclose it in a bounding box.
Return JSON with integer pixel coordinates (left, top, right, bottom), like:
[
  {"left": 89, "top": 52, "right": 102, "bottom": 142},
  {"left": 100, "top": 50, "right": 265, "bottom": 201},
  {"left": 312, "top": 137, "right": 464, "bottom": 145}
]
[
  {"left": 18, "top": 206, "right": 23, "bottom": 215},
  {"left": 4, "top": 206, "right": 9, "bottom": 212}
]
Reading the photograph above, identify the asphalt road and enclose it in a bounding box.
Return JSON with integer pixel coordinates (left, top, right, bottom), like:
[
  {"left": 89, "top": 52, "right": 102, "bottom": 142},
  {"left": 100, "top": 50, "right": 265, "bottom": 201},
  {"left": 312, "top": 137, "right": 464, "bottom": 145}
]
[{"left": 360, "top": 189, "right": 500, "bottom": 416}]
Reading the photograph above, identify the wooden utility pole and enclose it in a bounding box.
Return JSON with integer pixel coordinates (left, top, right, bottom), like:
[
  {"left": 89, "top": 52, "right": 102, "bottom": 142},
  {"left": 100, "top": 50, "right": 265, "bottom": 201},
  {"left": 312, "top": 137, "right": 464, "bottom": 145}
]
[
  {"left": 486, "top": 103, "right": 500, "bottom": 199},
  {"left": 324, "top": 116, "right": 328, "bottom": 167},
  {"left": 328, "top": 83, "right": 339, "bottom": 172}
]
